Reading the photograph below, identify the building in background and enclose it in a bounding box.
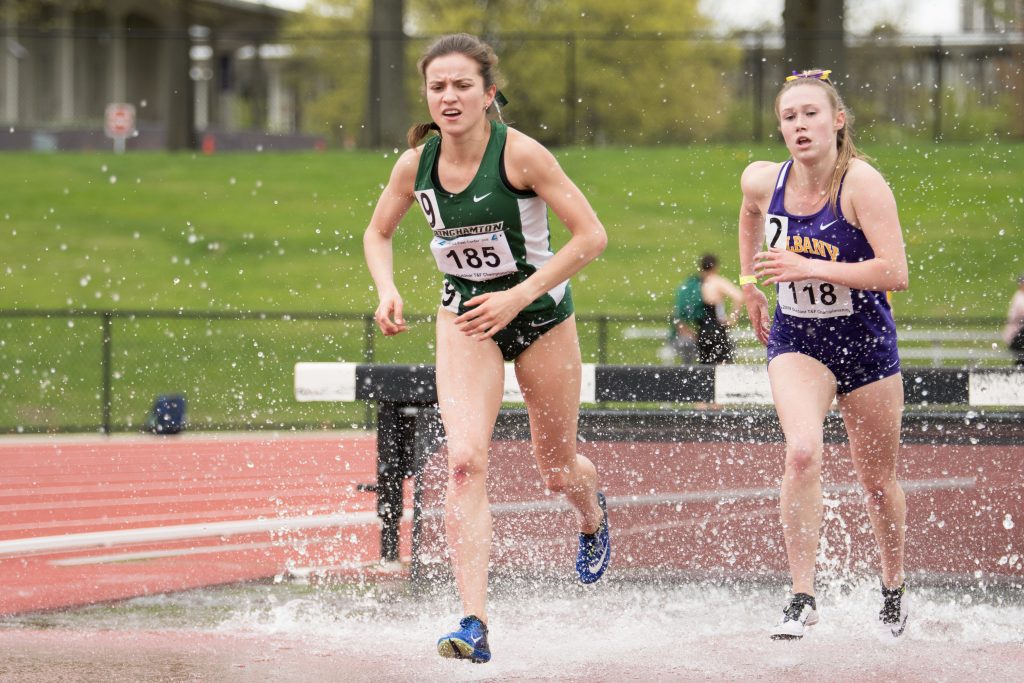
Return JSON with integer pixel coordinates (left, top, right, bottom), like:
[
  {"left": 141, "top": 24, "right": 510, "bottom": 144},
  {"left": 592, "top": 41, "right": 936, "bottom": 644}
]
[
  {"left": 962, "top": 0, "right": 1024, "bottom": 32},
  {"left": 1, "top": 0, "right": 1021, "bottom": 150},
  {"left": 0, "top": 0, "right": 318, "bottom": 151}
]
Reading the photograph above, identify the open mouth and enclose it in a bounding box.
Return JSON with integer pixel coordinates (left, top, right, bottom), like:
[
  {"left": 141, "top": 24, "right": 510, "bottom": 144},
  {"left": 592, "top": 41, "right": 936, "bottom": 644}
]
[
  {"left": 796, "top": 135, "right": 811, "bottom": 146},
  {"left": 441, "top": 108, "right": 461, "bottom": 119}
]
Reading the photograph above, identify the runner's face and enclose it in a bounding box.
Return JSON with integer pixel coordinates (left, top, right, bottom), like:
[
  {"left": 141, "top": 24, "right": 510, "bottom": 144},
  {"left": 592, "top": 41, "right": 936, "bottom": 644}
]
[
  {"left": 424, "top": 53, "right": 495, "bottom": 135},
  {"left": 777, "top": 84, "right": 845, "bottom": 163}
]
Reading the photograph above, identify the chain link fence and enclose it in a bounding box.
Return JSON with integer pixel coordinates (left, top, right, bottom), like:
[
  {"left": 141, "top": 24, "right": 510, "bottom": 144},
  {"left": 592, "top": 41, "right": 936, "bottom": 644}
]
[{"left": 0, "top": 309, "right": 1009, "bottom": 434}]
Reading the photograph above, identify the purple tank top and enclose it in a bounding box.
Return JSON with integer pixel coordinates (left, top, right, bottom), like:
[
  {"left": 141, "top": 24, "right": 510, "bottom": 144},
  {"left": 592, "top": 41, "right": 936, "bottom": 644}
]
[{"left": 766, "top": 159, "right": 896, "bottom": 337}]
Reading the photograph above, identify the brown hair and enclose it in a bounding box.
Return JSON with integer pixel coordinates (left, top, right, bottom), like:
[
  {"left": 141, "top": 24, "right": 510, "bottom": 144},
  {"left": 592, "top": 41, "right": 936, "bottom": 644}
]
[
  {"left": 699, "top": 253, "right": 719, "bottom": 273},
  {"left": 774, "top": 72, "right": 867, "bottom": 215},
  {"left": 406, "top": 33, "right": 505, "bottom": 148}
]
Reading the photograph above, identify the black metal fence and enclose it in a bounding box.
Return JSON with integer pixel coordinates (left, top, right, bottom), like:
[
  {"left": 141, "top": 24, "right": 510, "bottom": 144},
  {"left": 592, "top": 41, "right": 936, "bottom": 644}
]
[{"left": 0, "top": 309, "right": 1009, "bottom": 434}]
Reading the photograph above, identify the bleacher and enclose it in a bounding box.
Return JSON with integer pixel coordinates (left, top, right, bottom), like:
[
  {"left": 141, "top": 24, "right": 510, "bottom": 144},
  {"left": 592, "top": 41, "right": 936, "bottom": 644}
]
[{"left": 621, "top": 325, "right": 1010, "bottom": 366}]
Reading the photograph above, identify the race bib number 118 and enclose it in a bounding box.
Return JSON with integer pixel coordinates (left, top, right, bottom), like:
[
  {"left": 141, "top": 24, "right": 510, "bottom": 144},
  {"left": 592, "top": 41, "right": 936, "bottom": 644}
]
[{"left": 777, "top": 278, "right": 853, "bottom": 318}]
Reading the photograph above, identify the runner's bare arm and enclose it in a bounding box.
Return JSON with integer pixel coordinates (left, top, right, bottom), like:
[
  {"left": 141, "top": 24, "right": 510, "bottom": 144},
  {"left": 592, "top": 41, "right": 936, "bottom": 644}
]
[
  {"left": 363, "top": 148, "right": 420, "bottom": 335},
  {"left": 502, "top": 129, "right": 607, "bottom": 303},
  {"left": 739, "top": 161, "right": 777, "bottom": 344}
]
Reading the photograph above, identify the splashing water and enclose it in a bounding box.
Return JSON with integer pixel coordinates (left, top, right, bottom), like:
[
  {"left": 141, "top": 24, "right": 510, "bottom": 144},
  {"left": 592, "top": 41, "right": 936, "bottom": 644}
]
[{"left": 3, "top": 576, "right": 1021, "bottom": 681}]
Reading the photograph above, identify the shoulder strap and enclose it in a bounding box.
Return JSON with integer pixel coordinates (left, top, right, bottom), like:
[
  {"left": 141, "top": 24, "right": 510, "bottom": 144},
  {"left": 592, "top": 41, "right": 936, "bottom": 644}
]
[{"left": 767, "top": 159, "right": 793, "bottom": 214}]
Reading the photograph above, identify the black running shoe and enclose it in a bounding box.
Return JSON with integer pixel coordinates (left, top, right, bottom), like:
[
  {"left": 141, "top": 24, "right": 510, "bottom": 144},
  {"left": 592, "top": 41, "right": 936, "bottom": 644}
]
[
  {"left": 879, "top": 582, "right": 909, "bottom": 637},
  {"left": 770, "top": 592, "right": 818, "bottom": 640}
]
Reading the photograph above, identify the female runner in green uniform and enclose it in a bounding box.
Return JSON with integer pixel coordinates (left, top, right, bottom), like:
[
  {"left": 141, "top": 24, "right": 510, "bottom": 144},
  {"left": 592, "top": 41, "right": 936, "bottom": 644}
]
[{"left": 363, "top": 34, "right": 610, "bottom": 664}]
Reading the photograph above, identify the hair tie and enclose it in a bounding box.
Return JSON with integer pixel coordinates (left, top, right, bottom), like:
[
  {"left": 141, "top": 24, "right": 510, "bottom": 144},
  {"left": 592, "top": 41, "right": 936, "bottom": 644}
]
[{"left": 785, "top": 69, "right": 832, "bottom": 84}]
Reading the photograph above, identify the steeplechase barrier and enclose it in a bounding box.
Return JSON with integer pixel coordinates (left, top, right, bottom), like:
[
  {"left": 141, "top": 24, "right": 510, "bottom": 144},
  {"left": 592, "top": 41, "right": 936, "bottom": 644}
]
[{"left": 294, "top": 363, "right": 1023, "bottom": 580}]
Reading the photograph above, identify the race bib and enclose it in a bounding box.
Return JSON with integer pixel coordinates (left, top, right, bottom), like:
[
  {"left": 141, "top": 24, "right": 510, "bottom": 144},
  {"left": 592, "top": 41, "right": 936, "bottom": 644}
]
[
  {"left": 777, "top": 278, "right": 853, "bottom": 318},
  {"left": 430, "top": 231, "right": 517, "bottom": 281},
  {"left": 415, "top": 189, "right": 446, "bottom": 230},
  {"left": 765, "top": 213, "right": 789, "bottom": 249},
  {"left": 439, "top": 279, "right": 462, "bottom": 313}
]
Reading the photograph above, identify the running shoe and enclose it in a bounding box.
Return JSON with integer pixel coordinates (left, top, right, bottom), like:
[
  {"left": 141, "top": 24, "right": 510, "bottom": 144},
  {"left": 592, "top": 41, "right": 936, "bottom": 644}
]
[
  {"left": 770, "top": 592, "right": 819, "bottom": 640},
  {"left": 879, "top": 581, "right": 909, "bottom": 637},
  {"left": 576, "top": 490, "right": 611, "bottom": 584},
  {"left": 437, "top": 615, "right": 491, "bottom": 663}
]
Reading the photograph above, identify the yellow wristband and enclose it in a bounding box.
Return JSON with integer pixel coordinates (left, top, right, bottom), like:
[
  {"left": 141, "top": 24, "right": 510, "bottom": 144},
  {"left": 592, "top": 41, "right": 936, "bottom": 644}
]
[{"left": 739, "top": 275, "right": 758, "bottom": 286}]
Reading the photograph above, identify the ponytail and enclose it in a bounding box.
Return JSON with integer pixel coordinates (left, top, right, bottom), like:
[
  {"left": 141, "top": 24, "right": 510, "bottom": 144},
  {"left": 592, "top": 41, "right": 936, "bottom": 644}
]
[
  {"left": 828, "top": 119, "right": 865, "bottom": 216},
  {"left": 407, "top": 122, "right": 440, "bottom": 148}
]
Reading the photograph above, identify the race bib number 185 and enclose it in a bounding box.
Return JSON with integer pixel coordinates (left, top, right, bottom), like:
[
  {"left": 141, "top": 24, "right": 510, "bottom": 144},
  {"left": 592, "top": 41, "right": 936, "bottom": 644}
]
[{"left": 430, "top": 232, "right": 517, "bottom": 281}]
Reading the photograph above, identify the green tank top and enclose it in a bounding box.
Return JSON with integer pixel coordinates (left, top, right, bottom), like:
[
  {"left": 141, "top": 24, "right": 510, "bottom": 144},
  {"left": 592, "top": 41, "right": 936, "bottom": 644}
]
[{"left": 413, "top": 120, "right": 572, "bottom": 316}]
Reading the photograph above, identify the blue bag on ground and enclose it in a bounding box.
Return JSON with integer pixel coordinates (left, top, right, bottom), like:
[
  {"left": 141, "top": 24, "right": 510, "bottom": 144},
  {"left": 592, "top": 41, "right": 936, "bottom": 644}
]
[{"left": 146, "top": 394, "right": 187, "bottom": 434}]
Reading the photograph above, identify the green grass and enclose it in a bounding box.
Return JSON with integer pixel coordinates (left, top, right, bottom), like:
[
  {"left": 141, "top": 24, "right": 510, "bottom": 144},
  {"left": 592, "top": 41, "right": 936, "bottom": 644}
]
[
  {"left": 2, "top": 144, "right": 1021, "bottom": 316},
  {"left": 0, "top": 144, "right": 1020, "bottom": 431}
]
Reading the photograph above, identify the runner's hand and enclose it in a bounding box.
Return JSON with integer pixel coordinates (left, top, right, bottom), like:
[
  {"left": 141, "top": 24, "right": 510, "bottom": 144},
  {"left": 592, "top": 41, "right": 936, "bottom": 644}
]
[
  {"left": 743, "top": 285, "right": 772, "bottom": 346},
  {"left": 374, "top": 290, "right": 408, "bottom": 336},
  {"left": 456, "top": 289, "right": 531, "bottom": 339},
  {"left": 753, "top": 247, "right": 815, "bottom": 284}
]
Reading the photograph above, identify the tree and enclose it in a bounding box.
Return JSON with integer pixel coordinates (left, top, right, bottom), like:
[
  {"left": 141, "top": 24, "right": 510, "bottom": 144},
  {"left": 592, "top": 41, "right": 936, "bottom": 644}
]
[
  {"left": 782, "top": 0, "right": 846, "bottom": 83},
  {"left": 366, "top": 0, "right": 407, "bottom": 148},
  {"left": 410, "top": 0, "right": 737, "bottom": 146},
  {"left": 282, "top": 1, "right": 372, "bottom": 148}
]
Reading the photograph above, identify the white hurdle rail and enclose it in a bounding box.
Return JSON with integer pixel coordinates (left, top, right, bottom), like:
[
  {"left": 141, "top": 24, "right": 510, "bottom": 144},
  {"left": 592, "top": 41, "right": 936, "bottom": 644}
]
[{"left": 295, "top": 362, "right": 1024, "bottom": 408}]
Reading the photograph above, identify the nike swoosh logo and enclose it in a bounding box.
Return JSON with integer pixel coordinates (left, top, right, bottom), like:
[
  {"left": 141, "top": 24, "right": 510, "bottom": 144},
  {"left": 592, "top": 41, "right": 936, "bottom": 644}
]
[
  {"left": 587, "top": 537, "right": 609, "bottom": 573},
  {"left": 819, "top": 219, "right": 838, "bottom": 231},
  {"left": 473, "top": 193, "right": 492, "bottom": 202},
  {"left": 529, "top": 317, "right": 558, "bottom": 328}
]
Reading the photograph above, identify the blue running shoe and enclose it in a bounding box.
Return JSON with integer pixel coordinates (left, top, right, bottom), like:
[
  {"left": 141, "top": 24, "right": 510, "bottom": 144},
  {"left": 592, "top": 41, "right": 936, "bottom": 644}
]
[
  {"left": 437, "top": 615, "right": 491, "bottom": 663},
  {"left": 576, "top": 491, "right": 610, "bottom": 584}
]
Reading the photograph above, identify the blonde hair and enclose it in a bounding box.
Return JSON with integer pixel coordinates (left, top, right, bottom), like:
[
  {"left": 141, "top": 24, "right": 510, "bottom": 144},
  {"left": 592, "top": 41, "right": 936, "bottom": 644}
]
[
  {"left": 774, "top": 73, "right": 867, "bottom": 215},
  {"left": 406, "top": 33, "right": 505, "bottom": 148}
]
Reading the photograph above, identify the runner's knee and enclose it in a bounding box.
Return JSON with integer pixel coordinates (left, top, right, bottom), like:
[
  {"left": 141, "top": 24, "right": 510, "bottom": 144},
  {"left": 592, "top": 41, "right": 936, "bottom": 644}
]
[
  {"left": 447, "top": 444, "right": 488, "bottom": 487},
  {"left": 784, "top": 441, "right": 822, "bottom": 477},
  {"left": 859, "top": 474, "right": 898, "bottom": 500}
]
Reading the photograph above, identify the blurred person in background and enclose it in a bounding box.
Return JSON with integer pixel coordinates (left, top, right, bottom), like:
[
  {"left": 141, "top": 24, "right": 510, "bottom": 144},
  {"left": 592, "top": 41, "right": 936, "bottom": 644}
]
[
  {"left": 1004, "top": 273, "right": 1024, "bottom": 366},
  {"left": 695, "top": 253, "right": 744, "bottom": 364},
  {"left": 669, "top": 253, "right": 744, "bottom": 365}
]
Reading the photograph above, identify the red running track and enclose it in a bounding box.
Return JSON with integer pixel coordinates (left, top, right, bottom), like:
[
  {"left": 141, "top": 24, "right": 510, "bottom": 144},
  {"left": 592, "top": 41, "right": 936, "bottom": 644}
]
[
  {"left": 415, "top": 439, "right": 1024, "bottom": 583},
  {"left": 0, "top": 433, "right": 414, "bottom": 616},
  {"left": 3, "top": 432, "right": 1022, "bottom": 616}
]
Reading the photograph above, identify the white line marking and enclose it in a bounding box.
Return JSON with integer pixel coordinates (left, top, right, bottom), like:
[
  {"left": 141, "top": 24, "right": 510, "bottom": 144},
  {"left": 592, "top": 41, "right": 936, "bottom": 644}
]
[
  {"left": 3, "top": 477, "right": 974, "bottom": 558},
  {"left": 49, "top": 541, "right": 280, "bottom": 566},
  {"left": 0, "top": 509, "right": 406, "bottom": 558},
  {"left": 418, "top": 477, "right": 976, "bottom": 518}
]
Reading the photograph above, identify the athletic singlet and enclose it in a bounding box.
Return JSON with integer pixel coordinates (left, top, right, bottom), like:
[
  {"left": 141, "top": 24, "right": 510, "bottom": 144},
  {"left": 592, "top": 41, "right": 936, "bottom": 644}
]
[
  {"left": 765, "top": 159, "right": 901, "bottom": 393},
  {"left": 413, "top": 120, "right": 572, "bottom": 317}
]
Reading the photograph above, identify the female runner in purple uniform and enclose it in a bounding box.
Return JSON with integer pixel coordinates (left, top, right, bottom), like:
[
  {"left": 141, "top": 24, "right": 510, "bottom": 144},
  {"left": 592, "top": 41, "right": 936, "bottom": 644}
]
[{"left": 737, "top": 70, "right": 910, "bottom": 640}]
